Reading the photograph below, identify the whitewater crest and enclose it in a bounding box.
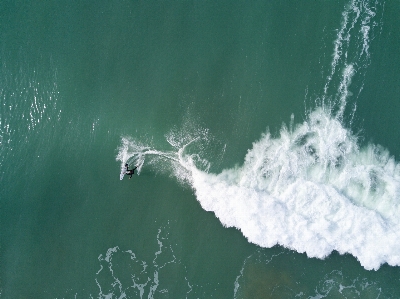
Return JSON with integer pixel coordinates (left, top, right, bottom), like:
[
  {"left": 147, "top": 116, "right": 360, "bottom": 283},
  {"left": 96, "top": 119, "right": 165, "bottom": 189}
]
[{"left": 190, "top": 109, "right": 400, "bottom": 270}]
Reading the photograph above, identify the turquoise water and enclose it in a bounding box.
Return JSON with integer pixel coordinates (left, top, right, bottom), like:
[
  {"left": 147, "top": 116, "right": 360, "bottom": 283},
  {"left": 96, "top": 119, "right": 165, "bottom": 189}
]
[{"left": 1, "top": 0, "right": 400, "bottom": 298}]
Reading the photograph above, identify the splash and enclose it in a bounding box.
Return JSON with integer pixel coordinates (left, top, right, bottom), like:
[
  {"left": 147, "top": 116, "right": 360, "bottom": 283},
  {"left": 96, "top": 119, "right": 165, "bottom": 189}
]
[
  {"left": 116, "top": 134, "right": 207, "bottom": 184},
  {"left": 116, "top": 121, "right": 212, "bottom": 182}
]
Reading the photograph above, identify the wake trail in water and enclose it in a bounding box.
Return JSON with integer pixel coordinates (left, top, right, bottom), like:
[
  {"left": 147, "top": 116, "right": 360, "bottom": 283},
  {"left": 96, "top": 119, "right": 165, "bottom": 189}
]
[
  {"left": 116, "top": 135, "right": 204, "bottom": 183},
  {"left": 116, "top": 0, "right": 399, "bottom": 270}
]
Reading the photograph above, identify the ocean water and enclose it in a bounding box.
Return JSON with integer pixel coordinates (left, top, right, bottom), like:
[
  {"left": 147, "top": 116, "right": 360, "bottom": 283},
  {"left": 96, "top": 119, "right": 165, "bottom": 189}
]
[{"left": 1, "top": 0, "right": 400, "bottom": 298}]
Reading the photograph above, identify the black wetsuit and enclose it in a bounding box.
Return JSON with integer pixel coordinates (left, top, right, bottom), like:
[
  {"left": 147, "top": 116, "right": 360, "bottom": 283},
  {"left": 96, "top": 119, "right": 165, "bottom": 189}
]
[{"left": 125, "top": 164, "right": 137, "bottom": 178}]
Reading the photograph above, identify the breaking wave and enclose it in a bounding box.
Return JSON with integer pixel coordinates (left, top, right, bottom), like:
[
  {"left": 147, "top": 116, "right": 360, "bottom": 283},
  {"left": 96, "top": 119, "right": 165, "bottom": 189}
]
[
  {"left": 116, "top": 0, "right": 398, "bottom": 271},
  {"left": 116, "top": 105, "right": 400, "bottom": 270}
]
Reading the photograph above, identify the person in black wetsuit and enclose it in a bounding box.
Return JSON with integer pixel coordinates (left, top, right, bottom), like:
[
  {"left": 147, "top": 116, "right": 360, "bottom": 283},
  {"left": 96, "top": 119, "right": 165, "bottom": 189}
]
[{"left": 125, "top": 163, "right": 137, "bottom": 179}]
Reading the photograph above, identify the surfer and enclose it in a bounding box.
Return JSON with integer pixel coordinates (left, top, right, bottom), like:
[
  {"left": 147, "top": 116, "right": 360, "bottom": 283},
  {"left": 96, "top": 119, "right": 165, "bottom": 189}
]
[{"left": 125, "top": 163, "right": 137, "bottom": 179}]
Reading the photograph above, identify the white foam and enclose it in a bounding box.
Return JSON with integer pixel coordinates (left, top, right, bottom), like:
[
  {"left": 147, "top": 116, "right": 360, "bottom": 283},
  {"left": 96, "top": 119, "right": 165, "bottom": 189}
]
[{"left": 188, "top": 108, "right": 400, "bottom": 270}]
